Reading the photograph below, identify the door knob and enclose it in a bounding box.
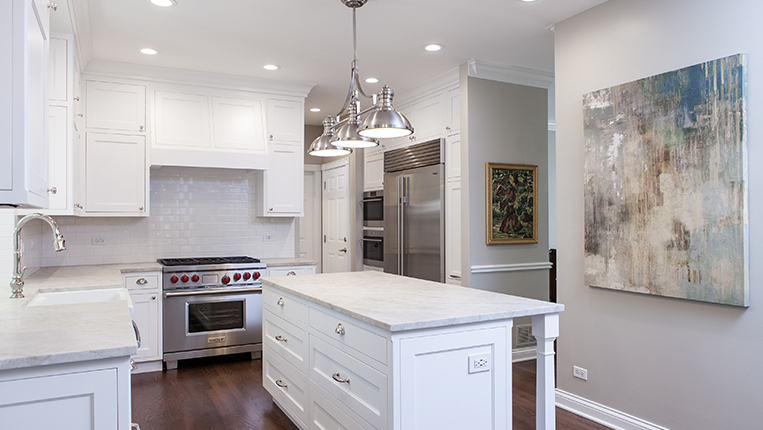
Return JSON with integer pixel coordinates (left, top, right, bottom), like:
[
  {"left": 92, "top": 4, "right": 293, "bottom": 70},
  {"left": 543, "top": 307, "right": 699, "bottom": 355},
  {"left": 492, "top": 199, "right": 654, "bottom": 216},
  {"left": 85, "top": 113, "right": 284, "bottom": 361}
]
[{"left": 339, "top": 247, "right": 347, "bottom": 253}]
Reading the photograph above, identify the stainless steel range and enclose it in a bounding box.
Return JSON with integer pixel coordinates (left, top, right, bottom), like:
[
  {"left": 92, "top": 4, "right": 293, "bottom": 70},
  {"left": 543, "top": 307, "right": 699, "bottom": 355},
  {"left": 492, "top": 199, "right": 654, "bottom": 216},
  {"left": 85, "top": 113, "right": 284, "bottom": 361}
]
[{"left": 159, "top": 256, "right": 267, "bottom": 370}]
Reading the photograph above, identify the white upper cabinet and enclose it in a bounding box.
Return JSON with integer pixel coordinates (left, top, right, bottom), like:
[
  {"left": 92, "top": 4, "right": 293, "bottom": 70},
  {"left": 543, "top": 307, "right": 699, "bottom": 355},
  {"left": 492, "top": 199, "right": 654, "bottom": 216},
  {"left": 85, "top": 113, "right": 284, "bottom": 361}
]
[
  {"left": 47, "top": 37, "right": 67, "bottom": 102},
  {"left": 411, "top": 95, "right": 444, "bottom": 142},
  {"left": 151, "top": 84, "right": 268, "bottom": 170},
  {"left": 444, "top": 88, "right": 460, "bottom": 134},
  {"left": 364, "top": 150, "right": 384, "bottom": 191},
  {"left": 86, "top": 80, "right": 146, "bottom": 132},
  {"left": 0, "top": 0, "right": 50, "bottom": 208},
  {"left": 46, "top": 106, "right": 68, "bottom": 210},
  {"left": 257, "top": 142, "right": 304, "bottom": 216},
  {"left": 267, "top": 98, "right": 302, "bottom": 143}
]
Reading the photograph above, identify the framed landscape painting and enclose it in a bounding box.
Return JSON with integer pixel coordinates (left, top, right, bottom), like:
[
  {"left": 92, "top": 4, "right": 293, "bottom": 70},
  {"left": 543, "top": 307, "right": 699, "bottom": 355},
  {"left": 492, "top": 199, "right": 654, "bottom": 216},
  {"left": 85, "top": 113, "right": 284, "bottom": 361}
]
[
  {"left": 583, "top": 53, "right": 749, "bottom": 307},
  {"left": 486, "top": 163, "right": 537, "bottom": 245}
]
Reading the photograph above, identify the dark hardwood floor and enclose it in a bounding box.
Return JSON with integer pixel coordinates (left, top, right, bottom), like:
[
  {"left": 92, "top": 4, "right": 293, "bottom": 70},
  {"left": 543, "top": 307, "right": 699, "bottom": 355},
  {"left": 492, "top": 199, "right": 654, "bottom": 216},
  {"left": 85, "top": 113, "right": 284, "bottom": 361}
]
[{"left": 132, "top": 354, "right": 609, "bottom": 430}]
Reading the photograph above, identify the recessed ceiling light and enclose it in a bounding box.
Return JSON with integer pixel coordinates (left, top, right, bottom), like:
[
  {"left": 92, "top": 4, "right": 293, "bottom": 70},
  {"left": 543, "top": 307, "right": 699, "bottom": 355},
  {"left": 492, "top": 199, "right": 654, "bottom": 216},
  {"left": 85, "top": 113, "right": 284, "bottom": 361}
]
[
  {"left": 310, "top": 108, "right": 321, "bottom": 112},
  {"left": 263, "top": 64, "right": 280, "bottom": 71},
  {"left": 424, "top": 44, "right": 442, "bottom": 52},
  {"left": 150, "top": 0, "right": 177, "bottom": 7},
  {"left": 365, "top": 77, "right": 379, "bottom": 84},
  {"left": 140, "top": 48, "right": 159, "bottom": 55}
]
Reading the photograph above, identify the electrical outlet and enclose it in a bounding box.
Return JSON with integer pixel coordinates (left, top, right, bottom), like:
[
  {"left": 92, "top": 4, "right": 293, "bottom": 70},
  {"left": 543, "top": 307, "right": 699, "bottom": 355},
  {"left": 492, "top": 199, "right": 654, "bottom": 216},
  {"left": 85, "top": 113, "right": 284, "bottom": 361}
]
[
  {"left": 263, "top": 232, "right": 274, "bottom": 242},
  {"left": 468, "top": 353, "right": 491, "bottom": 374},
  {"left": 573, "top": 365, "right": 588, "bottom": 381},
  {"left": 92, "top": 236, "right": 107, "bottom": 246}
]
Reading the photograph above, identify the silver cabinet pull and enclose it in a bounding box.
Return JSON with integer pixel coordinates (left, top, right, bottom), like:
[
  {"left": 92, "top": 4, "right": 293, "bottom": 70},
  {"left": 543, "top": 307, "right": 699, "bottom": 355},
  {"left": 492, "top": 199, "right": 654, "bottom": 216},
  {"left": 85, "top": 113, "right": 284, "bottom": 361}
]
[
  {"left": 277, "top": 297, "right": 285, "bottom": 306},
  {"left": 139, "top": 206, "right": 144, "bottom": 211},
  {"left": 269, "top": 134, "right": 274, "bottom": 140},
  {"left": 48, "top": 3, "right": 57, "bottom": 10},
  {"left": 449, "top": 274, "right": 462, "bottom": 279},
  {"left": 332, "top": 372, "right": 350, "bottom": 384},
  {"left": 338, "top": 247, "right": 347, "bottom": 253},
  {"left": 132, "top": 320, "right": 141, "bottom": 348},
  {"left": 275, "top": 379, "right": 288, "bottom": 388},
  {"left": 47, "top": 187, "right": 57, "bottom": 194},
  {"left": 74, "top": 96, "right": 80, "bottom": 102},
  {"left": 446, "top": 126, "right": 451, "bottom": 131},
  {"left": 335, "top": 323, "right": 345, "bottom": 335},
  {"left": 130, "top": 359, "right": 137, "bottom": 371},
  {"left": 269, "top": 207, "right": 274, "bottom": 211},
  {"left": 136, "top": 278, "right": 148, "bottom": 285},
  {"left": 74, "top": 203, "right": 83, "bottom": 209},
  {"left": 275, "top": 335, "right": 287, "bottom": 342},
  {"left": 286, "top": 271, "right": 296, "bottom": 276},
  {"left": 78, "top": 113, "right": 84, "bottom": 117}
]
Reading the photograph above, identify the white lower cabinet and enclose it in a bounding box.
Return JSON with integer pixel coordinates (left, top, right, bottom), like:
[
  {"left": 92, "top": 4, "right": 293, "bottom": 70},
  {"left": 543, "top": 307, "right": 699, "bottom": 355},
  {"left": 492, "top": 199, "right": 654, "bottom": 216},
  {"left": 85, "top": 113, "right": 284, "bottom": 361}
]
[
  {"left": 123, "top": 272, "right": 162, "bottom": 371},
  {"left": 0, "top": 357, "right": 132, "bottom": 430},
  {"left": 263, "top": 285, "right": 512, "bottom": 430}
]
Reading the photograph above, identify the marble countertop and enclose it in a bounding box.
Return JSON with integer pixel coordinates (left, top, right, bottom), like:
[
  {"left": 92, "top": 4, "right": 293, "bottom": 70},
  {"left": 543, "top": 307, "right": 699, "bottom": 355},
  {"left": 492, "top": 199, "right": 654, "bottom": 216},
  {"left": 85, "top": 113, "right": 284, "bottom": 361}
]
[
  {"left": 263, "top": 258, "right": 318, "bottom": 267},
  {"left": 261, "top": 271, "right": 564, "bottom": 332},
  {"left": 0, "top": 263, "right": 161, "bottom": 371}
]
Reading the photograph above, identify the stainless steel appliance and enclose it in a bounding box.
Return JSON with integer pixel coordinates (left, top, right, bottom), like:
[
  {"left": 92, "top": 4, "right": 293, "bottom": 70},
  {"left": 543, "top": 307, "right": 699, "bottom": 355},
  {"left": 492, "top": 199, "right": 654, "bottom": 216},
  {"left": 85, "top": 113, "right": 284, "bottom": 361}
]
[
  {"left": 362, "top": 190, "right": 384, "bottom": 228},
  {"left": 383, "top": 139, "right": 445, "bottom": 282},
  {"left": 362, "top": 228, "right": 384, "bottom": 268},
  {"left": 160, "top": 256, "right": 266, "bottom": 370}
]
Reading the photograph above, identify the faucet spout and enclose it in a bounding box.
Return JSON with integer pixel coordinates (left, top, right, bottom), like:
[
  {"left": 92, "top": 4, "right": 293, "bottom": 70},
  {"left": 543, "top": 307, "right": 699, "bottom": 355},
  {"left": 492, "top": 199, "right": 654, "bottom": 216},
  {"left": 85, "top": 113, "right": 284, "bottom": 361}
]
[{"left": 10, "top": 213, "right": 66, "bottom": 299}]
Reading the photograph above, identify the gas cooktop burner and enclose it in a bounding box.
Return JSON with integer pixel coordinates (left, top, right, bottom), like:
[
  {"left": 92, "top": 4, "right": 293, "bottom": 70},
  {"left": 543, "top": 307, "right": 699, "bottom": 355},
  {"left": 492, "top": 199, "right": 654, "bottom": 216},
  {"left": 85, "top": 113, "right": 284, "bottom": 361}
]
[{"left": 157, "top": 256, "right": 260, "bottom": 266}]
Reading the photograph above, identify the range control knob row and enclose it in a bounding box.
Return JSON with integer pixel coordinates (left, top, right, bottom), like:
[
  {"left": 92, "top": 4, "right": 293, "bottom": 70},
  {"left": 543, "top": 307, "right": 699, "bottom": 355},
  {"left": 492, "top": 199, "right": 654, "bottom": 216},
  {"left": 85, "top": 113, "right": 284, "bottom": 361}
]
[
  {"left": 192, "top": 274, "right": 200, "bottom": 282},
  {"left": 221, "top": 275, "right": 231, "bottom": 285},
  {"left": 233, "top": 273, "right": 242, "bottom": 281},
  {"left": 181, "top": 275, "right": 189, "bottom": 283}
]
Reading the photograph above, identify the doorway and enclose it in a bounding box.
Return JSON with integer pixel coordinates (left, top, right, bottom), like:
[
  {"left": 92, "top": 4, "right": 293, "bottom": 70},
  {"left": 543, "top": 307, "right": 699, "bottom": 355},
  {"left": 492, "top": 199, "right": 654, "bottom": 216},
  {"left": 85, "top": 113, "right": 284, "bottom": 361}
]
[{"left": 321, "top": 159, "right": 351, "bottom": 273}]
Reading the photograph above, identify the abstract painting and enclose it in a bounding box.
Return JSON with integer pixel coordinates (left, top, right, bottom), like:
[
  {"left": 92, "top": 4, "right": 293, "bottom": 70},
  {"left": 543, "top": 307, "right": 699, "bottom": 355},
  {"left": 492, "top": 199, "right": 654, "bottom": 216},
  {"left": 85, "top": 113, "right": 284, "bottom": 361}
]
[
  {"left": 583, "top": 54, "right": 748, "bottom": 307},
  {"left": 486, "top": 163, "right": 537, "bottom": 245}
]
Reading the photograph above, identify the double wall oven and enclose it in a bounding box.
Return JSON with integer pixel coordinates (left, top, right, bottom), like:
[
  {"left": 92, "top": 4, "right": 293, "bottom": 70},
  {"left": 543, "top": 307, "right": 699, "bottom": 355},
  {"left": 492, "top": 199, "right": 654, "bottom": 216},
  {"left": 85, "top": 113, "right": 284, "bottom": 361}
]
[
  {"left": 159, "top": 256, "right": 266, "bottom": 370},
  {"left": 361, "top": 191, "right": 384, "bottom": 268}
]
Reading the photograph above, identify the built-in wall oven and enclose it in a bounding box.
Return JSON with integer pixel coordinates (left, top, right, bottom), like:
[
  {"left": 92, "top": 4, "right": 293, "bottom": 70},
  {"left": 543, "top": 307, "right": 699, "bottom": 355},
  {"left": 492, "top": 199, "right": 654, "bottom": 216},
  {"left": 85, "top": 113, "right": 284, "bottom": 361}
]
[
  {"left": 159, "top": 256, "right": 266, "bottom": 370},
  {"left": 362, "top": 191, "right": 384, "bottom": 268},
  {"left": 362, "top": 190, "right": 384, "bottom": 228}
]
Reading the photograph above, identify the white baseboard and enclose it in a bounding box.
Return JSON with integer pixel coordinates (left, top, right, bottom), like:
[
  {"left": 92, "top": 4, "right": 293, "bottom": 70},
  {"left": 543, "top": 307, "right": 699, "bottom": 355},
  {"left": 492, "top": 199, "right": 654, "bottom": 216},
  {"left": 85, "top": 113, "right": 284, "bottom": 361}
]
[
  {"left": 132, "top": 360, "right": 164, "bottom": 374},
  {"left": 556, "top": 389, "right": 670, "bottom": 430},
  {"left": 512, "top": 346, "right": 537, "bottom": 363}
]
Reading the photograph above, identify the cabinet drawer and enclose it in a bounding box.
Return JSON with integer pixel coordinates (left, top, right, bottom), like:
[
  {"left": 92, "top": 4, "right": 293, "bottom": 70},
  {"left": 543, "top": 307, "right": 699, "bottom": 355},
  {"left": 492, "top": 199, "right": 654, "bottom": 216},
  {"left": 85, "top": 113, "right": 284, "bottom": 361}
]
[
  {"left": 310, "top": 385, "right": 373, "bottom": 430},
  {"left": 263, "top": 288, "right": 308, "bottom": 325},
  {"left": 124, "top": 274, "right": 159, "bottom": 290},
  {"left": 309, "top": 335, "right": 387, "bottom": 430},
  {"left": 263, "top": 354, "right": 309, "bottom": 428},
  {"left": 309, "top": 307, "right": 387, "bottom": 365},
  {"left": 263, "top": 309, "right": 308, "bottom": 374}
]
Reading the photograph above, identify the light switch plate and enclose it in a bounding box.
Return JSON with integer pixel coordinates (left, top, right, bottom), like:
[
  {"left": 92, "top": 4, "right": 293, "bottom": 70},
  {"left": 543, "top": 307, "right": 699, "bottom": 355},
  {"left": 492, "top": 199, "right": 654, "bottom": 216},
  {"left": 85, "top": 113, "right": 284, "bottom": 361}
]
[{"left": 468, "top": 352, "right": 491, "bottom": 374}]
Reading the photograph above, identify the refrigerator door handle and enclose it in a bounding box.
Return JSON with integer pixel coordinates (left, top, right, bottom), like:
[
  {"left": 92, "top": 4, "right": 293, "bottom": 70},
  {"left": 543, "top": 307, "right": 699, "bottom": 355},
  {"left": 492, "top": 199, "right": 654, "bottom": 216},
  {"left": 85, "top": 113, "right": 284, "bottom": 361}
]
[{"left": 398, "top": 176, "right": 403, "bottom": 275}]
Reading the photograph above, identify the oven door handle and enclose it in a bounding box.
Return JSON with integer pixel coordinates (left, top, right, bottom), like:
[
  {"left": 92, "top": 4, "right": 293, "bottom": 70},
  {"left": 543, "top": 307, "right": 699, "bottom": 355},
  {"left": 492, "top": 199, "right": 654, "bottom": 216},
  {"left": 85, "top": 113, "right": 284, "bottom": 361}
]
[
  {"left": 163, "top": 287, "right": 262, "bottom": 298},
  {"left": 361, "top": 237, "right": 383, "bottom": 243},
  {"left": 361, "top": 197, "right": 383, "bottom": 203}
]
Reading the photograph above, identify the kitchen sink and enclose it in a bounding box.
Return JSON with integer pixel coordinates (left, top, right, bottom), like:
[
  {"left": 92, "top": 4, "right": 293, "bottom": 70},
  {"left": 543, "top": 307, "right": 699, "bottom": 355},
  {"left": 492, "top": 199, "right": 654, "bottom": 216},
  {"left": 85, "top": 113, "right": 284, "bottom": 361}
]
[{"left": 26, "top": 288, "right": 134, "bottom": 316}]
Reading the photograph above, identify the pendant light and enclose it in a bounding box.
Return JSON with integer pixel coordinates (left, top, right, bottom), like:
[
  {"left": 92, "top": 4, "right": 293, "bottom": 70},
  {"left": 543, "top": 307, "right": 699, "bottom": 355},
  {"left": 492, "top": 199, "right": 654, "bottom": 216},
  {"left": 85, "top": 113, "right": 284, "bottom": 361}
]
[
  {"left": 307, "top": 0, "right": 413, "bottom": 157},
  {"left": 308, "top": 116, "right": 352, "bottom": 157}
]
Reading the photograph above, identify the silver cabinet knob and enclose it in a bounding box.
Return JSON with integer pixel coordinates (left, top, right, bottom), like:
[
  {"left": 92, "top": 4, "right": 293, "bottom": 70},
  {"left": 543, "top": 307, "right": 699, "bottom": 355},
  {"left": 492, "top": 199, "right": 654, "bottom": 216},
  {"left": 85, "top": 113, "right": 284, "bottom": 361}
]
[
  {"left": 269, "top": 207, "right": 274, "bottom": 211},
  {"left": 277, "top": 298, "right": 284, "bottom": 306},
  {"left": 269, "top": 134, "right": 274, "bottom": 140},
  {"left": 136, "top": 278, "right": 148, "bottom": 285},
  {"left": 335, "top": 323, "right": 345, "bottom": 335},
  {"left": 47, "top": 187, "right": 57, "bottom": 194},
  {"left": 151, "top": 295, "right": 156, "bottom": 300},
  {"left": 275, "top": 379, "right": 288, "bottom": 388},
  {"left": 74, "top": 96, "right": 80, "bottom": 102},
  {"left": 332, "top": 372, "right": 350, "bottom": 384},
  {"left": 48, "top": 2, "right": 57, "bottom": 11},
  {"left": 77, "top": 113, "right": 83, "bottom": 117},
  {"left": 139, "top": 206, "right": 144, "bottom": 211},
  {"left": 446, "top": 126, "right": 451, "bottom": 131},
  {"left": 275, "top": 334, "right": 287, "bottom": 342},
  {"left": 286, "top": 271, "right": 296, "bottom": 276},
  {"left": 139, "top": 125, "right": 144, "bottom": 131},
  {"left": 74, "top": 203, "right": 83, "bottom": 209},
  {"left": 130, "top": 359, "right": 137, "bottom": 371}
]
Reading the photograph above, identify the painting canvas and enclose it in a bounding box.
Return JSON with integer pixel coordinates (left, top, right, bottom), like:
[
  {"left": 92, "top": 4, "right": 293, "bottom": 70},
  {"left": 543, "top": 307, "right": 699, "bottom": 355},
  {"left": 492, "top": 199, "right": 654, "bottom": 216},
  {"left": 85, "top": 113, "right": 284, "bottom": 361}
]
[
  {"left": 486, "top": 163, "right": 537, "bottom": 245},
  {"left": 583, "top": 54, "right": 748, "bottom": 307}
]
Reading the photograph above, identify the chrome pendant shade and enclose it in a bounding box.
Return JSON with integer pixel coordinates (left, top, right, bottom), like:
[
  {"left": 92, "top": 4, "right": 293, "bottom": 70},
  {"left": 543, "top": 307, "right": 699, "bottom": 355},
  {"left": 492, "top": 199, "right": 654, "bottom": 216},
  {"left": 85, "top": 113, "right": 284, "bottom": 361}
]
[{"left": 307, "top": 0, "right": 413, "bottom": 157}]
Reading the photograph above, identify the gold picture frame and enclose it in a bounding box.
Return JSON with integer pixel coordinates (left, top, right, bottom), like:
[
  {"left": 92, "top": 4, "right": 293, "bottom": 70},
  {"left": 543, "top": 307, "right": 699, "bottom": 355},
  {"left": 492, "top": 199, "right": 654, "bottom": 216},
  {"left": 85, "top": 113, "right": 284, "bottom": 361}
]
[{"left": 486, "top": 163, "right": 538, "bottom": 245}]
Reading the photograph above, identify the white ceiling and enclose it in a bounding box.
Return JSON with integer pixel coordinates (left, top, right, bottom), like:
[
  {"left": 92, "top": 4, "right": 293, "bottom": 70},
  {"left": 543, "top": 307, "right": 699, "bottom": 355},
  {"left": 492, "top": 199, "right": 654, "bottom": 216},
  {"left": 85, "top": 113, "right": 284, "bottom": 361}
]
[{"left": 65, "top": 0, "right": 606, "bottom": 125}]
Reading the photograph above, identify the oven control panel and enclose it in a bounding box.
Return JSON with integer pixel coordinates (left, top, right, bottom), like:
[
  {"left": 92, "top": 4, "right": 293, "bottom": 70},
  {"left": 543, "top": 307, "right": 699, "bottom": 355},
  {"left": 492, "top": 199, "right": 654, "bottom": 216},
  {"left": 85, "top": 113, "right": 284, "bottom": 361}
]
[{"left": 164, "top": 270, "right": 263, "bottom": 289}]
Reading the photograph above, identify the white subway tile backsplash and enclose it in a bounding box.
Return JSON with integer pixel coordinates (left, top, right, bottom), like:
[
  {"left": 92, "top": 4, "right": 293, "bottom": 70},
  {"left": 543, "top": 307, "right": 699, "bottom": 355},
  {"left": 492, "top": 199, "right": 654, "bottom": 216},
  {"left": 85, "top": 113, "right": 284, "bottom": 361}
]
[{"left": 39, "top": 166, "right": 296, "bottom": 267}]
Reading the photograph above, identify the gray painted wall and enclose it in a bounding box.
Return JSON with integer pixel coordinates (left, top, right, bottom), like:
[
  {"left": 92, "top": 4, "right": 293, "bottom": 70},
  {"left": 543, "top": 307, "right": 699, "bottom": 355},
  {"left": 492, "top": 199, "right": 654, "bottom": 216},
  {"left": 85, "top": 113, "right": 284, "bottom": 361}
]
[
  {"left": 463, "top": 75, "right": 549, "bottom": 300},
  {"left": 555, "top": 0, "right": 763, "bottom": 428}
]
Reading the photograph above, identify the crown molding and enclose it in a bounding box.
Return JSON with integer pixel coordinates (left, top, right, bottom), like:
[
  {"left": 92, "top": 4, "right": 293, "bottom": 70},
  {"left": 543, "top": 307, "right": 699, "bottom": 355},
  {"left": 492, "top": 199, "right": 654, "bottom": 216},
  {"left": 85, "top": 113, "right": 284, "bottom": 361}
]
[
  {"left": 467, "top": 59, "right": 554, "bottom": 89},
  {"left": 84, "top": 60, "right": 316, "bottom": 98}
]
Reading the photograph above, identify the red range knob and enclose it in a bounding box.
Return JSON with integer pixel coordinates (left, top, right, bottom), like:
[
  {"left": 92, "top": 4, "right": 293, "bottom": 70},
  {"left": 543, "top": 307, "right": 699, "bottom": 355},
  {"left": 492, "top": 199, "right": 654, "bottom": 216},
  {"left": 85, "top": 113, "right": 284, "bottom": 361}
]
[
  {"left": 243, "top": 272, "right": 251, "bottom": 281},
  {"left": 252, "top": 271, "right": 261, "bottom": 280},
  {"left": 233, "top": 273, "right": 242, "bottom": 281},
  {"left": 170, "top": 275, "right": 179, "bottom": 284},
  {"left": 192, "top": 274, "right": 200, "bottom": 282},
  {"left": 221, "top": 275, "right": 231, "bottom": 285},
  {"left": 181, "top": 275, "right": 189, "bottom": 283}
]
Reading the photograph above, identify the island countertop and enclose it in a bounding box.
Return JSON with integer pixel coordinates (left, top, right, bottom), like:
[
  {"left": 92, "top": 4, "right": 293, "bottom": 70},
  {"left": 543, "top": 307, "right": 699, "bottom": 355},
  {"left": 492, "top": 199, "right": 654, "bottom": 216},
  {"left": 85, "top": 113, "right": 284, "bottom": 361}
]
[
  {"left": 0, "top": 263, "right": 160, "bottom": 371},
  {"left": 260, "top": 271, "right": 564, "bottom": 332}
]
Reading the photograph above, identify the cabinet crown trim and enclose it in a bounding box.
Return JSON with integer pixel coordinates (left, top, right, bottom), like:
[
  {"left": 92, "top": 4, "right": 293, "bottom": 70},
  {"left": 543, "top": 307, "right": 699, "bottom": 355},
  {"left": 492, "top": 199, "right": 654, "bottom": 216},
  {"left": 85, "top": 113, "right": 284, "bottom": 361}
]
[{"left": 467, "top": 59, "right": 554, "bottom": 89}]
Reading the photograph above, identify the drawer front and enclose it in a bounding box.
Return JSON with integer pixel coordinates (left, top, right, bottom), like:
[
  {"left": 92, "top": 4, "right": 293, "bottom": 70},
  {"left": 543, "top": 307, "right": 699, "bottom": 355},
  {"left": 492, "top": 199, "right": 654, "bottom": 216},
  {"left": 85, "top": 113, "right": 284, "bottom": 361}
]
[
  {"left": 263, "top": 354, "right": 309, "bottom": 428},
  {"left": 263, "top": 288, "right": 308, "bottom": 324},
  {"left": 310, "top": 386, "right": 372, "bottom": 430},
  {"left": 263, "top": 309, "right": 308, "bottom": 374},
  {"left": 309, "top": 307, "right": 387, "bottom": 365},
  {"left": 269, "top": 266, "right": 315, "bottom": 277},
  {"left": 309, "top": 335, "right": 387, "bottom": 430},
  {"left": 124, "top": 274, "right": 159, "bottom": 290}
]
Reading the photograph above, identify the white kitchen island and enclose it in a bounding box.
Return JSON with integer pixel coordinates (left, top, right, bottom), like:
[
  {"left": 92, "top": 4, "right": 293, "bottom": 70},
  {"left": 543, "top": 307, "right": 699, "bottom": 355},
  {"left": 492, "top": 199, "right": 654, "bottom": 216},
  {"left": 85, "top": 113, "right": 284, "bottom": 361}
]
[{"left": 261, "top": 271, "right": 564, "bottom": 430}]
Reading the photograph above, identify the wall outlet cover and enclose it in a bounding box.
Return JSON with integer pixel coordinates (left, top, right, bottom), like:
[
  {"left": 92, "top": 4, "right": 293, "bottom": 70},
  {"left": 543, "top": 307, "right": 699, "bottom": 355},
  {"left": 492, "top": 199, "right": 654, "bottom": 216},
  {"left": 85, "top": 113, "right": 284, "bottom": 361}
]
[
  {"left": 263, "top": 232, "right": 275, "bottom": 242},
  {"left": 92, "top": 236, "right": 107, "bottom": 246},
  {"left": 468, "top": 352, "right": 491, "bottom": 374},
  {"left": 573, "top": 365, "right": 588, "bottom": 381}
]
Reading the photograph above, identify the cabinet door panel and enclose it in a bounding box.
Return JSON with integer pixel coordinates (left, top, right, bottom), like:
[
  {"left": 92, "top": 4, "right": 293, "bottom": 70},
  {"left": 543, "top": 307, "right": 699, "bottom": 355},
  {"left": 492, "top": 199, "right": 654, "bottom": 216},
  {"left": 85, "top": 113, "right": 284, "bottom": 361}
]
[
  {"left": 85, "top": 133, "right": 146, "bottom": 213},
  {"left": 213, "top": 97, "right": 266, "bottom": 151},
  {"left": 413, "top": 97, "right": 444, "bottom": 141},
  {"left": 264, "top": 143, "right": 303, "bottom": 215},
  {"left": 154, "top": 91, "right": 210, "bottom": 148},
  {"left": 363, "top": 151, "right": 383, "bottom": 191},
  {"left": 47, "top": 106, "right": 68, "bottom": 210},
  {"left": 130, "top": 290, "right": 159, "bottom": 361},
  {"left": 445, "top": 179, "right": 462, "bottom": 284},
  {"left": 86, "top": 81, "right": 146, "bottom": 132},
  {"left": 268, "top": 99, "right": 302, "bottom": 143},
  {"left": 26, "top": 2, "right": 49, "bottom": 201},
  {"left": 48, "top": 38, "right": 67, "bottom": 101},
  {"left": 445, "top": 133, "right": 461, "bottom": 179}
]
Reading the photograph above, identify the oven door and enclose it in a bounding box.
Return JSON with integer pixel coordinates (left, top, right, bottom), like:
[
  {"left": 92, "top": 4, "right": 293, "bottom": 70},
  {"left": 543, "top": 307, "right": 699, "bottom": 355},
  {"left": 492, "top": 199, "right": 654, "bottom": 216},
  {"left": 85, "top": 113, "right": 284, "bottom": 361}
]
[
  {"left": 163, "top": 287, "right": 262, "bottom": 354},
  {"left": 362, "top": 229, "right": 384, "bottom": 268},
  {"left": 362, "top": 191, "right": 384, "bottom": 228}
]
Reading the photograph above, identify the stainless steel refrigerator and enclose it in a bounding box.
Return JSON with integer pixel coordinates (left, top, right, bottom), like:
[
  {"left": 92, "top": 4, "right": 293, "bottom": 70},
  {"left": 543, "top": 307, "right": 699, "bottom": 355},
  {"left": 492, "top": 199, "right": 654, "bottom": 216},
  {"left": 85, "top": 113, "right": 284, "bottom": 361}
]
[{"left": 383, "top": 138, "right": 445, "bottom": 283}]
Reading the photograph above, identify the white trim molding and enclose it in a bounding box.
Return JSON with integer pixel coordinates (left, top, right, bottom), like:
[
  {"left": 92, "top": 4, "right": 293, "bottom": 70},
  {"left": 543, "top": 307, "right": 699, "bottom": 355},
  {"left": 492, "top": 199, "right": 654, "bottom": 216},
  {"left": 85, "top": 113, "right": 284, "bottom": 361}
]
[
  {"left": 470, "top": 262, "right": 553, "bottom": 274},
  {"left": 467, "top": 59, "right": 555, "bottom": 89},
  {"left": 512, "top": 346, "right": 536, "bottom": 363},
  {"left": 556, "top": 390, "right": 671, "bottom": 430}
]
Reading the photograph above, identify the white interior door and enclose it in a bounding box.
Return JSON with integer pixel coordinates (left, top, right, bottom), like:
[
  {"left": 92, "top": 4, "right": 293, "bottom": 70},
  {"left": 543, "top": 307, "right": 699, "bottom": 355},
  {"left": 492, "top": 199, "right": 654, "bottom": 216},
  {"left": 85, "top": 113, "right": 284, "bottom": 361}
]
[
  {"left": 322, "top": 161, "right": 351, "bottom": 273},
  {"left": 299, "top": 166, "right": 322, "bottom": 271}
]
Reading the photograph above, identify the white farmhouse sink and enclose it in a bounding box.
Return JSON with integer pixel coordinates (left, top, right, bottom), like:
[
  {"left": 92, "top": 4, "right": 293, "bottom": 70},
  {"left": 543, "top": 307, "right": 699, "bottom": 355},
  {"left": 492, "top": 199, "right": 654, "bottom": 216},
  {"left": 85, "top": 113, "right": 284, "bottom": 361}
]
[{"left": 26, "top": 288, "right": 134, "bottom": 316}]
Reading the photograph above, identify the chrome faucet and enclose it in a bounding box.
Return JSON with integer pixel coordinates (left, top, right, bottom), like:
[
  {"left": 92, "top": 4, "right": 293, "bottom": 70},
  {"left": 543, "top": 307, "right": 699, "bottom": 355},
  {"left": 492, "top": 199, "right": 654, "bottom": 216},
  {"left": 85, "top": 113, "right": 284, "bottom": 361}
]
[{"left": 10, "top": 213, "right": 66, "bottom": 299}]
